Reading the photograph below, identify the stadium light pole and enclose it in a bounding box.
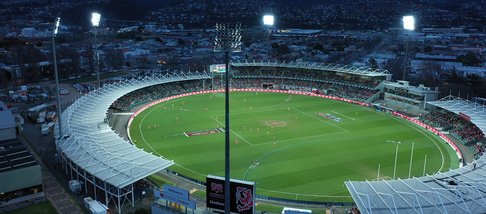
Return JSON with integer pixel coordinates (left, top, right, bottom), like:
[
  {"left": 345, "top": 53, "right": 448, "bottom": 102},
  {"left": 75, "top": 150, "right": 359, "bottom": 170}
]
[
  {"left": 52, "top": 17, "right": 63, "bottom": 139},
  {"left": 91, "top": 12, "right": 101, "bottom": 88},
  {"left": 402, "top": 15, "right": 415, "bottom": 80},
  {"left": 214, "top": 22, "right": 242, "bottom": 214},
  {"left": 262, "top": 14, "right": 274, "bottom": 46}
]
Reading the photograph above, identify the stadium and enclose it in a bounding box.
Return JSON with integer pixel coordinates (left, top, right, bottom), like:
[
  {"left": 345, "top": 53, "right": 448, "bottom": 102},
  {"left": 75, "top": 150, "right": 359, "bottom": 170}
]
[{"left": 55, "top": 61, "right": 486, "bottom": 213}]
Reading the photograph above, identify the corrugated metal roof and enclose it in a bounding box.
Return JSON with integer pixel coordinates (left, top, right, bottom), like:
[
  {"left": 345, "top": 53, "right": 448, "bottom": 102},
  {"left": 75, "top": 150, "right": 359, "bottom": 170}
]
[{"left": 55, "top": 71, "right": 210, "bottom": 188}]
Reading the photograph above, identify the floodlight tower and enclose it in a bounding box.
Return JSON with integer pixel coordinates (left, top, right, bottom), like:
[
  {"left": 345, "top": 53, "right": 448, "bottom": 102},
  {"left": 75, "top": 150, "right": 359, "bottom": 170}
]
[
  {"left": 214, "top": 22, "right": 242, "bottom": 214},
  {"left": 52, "top": 17, "right": 62, "bottom": 139},
  {"left": 263, "top": 14, "right": 275, "bottom": 47},
  {"left": 91, "top": 12, "right": 101, "bottom": 88},
  {"left": 263, "top": 14, "right": 275, "bottom": 27},
  {"left": 402, "top": 15, "right": 415, "bottom": 80}
]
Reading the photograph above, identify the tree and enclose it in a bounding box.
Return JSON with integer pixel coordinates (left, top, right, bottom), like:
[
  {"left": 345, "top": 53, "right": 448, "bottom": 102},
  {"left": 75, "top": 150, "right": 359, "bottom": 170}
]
[
  {"left": 56, "top": 46, "right": 82, "bottom": 78},
  {"left": 313, "top": 44, "right": 324, "bottom": 52},
  {"left": 466, "top": 73, "right": 482, "bottom": 88},
  {"left": 457, "top": 52, "right": 480, "bottom": 66},
  {"left": 383, "top": 58, "right": 403, "bottom": 80},
  {"left": 271, "top": 43, "right": 290, "bottom": 55},
  {"left": 0, "top": 69, "right": 10, "bottom": 91},
  {"left": 85, "top": 42, "right": 96, "bottom": 74},
  {"left": 105, "top": 48, "right": 124, "bottom": 69},
  {"left": 417, "top": 61, "right": 444, "bottom": 87},
  {"left": 368, "top": 58, "right": 379, "bottom": 69},
  {"left": 448, "top": 67, "right": 463, "bottom": 83}
]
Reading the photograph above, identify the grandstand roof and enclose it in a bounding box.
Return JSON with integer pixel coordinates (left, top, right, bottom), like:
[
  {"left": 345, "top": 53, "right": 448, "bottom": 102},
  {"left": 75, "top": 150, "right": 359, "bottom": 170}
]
[
  {"left": 56, "top": 71, "right": 210, "bottom": 188},
  {"left": 232, "top": 60, "right": 392, "bottom": 78},
  {"left": 346, "top": 161, "right": 486, "bottom": 214},
  {"left": 347, "top": 95, "right": 486, "bottom": 214},
  {"left": 427, "top": 95, "right": 486, "bottom": 136}
]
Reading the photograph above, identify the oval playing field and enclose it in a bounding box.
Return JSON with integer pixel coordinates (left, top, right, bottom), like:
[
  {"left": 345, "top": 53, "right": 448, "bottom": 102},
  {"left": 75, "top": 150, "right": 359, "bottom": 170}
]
[{"left": 129, "top": 91, "right": 459, "bottom": 202}]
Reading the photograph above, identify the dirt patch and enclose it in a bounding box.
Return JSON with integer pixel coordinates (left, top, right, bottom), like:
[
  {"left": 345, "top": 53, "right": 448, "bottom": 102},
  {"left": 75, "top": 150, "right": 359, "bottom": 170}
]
[{"left": 264, "top": 120, "right": 287, "bottom": 128}]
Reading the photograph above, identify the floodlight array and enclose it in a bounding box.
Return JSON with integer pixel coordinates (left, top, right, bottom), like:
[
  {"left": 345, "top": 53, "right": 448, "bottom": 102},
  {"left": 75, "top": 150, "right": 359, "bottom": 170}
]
[
  {"left": 91, "top": 12, "right": 101, "bottom": 27},
  {"left": 54, "top": 17, "right": 61, "bottom": 35},
  {"left": 263, "top": 15, "right": 275, "bottom": 26},
  {"left": 214, "top": 22, "right": 242, "bottom": 52},
  {"left": 402, "top": 15, "right": 415, "bottom": 31}
]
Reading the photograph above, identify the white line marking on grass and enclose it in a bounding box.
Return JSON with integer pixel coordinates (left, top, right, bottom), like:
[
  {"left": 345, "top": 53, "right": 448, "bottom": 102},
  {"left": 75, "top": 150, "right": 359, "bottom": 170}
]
[
  {"left": 172, "top": 163, "right": 207, "bottom": 177},
  {"left": 243, "top": 137, "right": 352, "bottom": 179},
  {"left": 139, "top": 107, "right": 167, "bottom": 158},
  {"left": 291, "top": 107, "right": 349, "bottom": 132},
  {"left": 138, "top": 105, "right": 207, "bottom": 177},
  {"left": 210, "top": 116, "right": 254, "bottom": 146},
  {"left": 331, "top": 110, "right": 357, "bottom": 121}
]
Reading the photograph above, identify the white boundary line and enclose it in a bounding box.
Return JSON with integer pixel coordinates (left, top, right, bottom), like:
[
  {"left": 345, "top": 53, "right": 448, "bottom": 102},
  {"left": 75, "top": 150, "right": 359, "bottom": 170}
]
[{"left": 138, "top": 102, "right": 207, "bottom": 177}]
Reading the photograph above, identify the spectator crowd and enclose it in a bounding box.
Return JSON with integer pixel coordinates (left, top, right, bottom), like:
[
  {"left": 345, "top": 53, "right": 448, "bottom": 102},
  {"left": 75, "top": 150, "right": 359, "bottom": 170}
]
[{"left": 421, "top": 110, "right": 486, "bottom": 157}]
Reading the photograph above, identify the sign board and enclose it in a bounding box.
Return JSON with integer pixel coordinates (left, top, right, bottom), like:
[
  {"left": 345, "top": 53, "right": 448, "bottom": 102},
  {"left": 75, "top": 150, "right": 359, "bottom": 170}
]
[
  {"left": 154, "top": 186, "right": 196, "bottom": 210},
  {"left": 210, "top": 64, "right": 226, "bottom": 73},
  {"left": 163, "top": 184, "right": 189, "bottom": 200},
  {"left": 206, "top": 175, "right": 255, "bottom": 214}
]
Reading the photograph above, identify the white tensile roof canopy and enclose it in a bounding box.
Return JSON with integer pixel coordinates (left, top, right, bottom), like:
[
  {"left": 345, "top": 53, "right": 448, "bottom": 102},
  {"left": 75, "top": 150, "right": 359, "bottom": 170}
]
[
  {"left": 427, "top": 95, "right": 486, "bottom": 135},
  {"left": 346, "top": 95, "right": 486, "bottom": 214},
  {"left": 56, "top": 72, "right": 210, "bottom": 188}
]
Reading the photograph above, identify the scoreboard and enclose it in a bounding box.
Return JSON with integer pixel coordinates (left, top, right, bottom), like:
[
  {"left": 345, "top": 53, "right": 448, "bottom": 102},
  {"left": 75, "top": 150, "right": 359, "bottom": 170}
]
[{"left": 210, "top": 64, "right": 226, "bottom": 73}]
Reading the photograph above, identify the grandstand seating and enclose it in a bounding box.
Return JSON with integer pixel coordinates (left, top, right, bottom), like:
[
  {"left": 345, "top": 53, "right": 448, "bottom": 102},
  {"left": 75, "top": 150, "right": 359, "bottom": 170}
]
[
  {"left": 108, "top": 61, "right": 390, "bottom": 113},
  {"left": 348, "top": 95, "right": 486, "bottom": 214},
  {"left": 421, "top": 110, "right": 486, "bottom": 157},
  {"left": 110, "top": 80, "right": 208, "bottom": 112},
  {"left": 55, "top": 71, "right": 210, "bottom": 213}
]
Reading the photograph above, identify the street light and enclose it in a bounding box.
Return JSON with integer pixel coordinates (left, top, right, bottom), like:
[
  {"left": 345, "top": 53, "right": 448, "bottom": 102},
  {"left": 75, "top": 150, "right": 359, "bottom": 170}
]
[
  {"left": 214, "top": 22, "right": 242, "bottom": 214},
  {"left": 91, "top": 12, "right": 101, "bottom": 88},
  {"left": 402, "top": 15, "right": 415, "bottom": 80},
  {"left": 52, "top": 17, "right": 62, "bottom": 139}
]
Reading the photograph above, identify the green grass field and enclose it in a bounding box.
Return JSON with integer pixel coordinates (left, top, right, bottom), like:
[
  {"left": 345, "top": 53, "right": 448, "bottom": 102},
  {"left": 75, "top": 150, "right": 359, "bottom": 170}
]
[{"left": 129, "top": 92, "right": 459, "bottom": 202}]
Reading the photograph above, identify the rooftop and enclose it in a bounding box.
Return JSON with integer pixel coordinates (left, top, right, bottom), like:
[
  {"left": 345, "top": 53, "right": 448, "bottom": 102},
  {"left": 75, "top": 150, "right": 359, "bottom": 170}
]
[
  {"left": 0, "top": 140, "right": 37, "bottom": 174},
  {"left": 0, "top": 101, "right": 15, "bottom": 130}
]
